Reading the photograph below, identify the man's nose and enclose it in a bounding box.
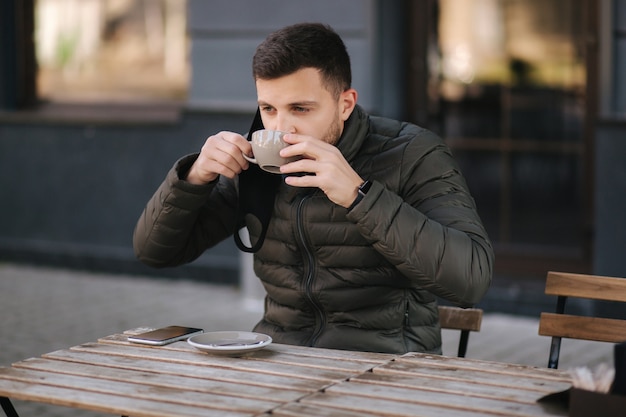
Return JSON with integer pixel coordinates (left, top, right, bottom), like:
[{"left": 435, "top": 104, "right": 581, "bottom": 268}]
[{"left": 273, "top": 114, "right": 295, "bottom": 133}]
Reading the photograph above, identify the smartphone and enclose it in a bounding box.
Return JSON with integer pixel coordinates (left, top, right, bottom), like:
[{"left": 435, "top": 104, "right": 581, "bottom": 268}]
[{"left": 127, "top": 325, "right": 204, "bottom": 346}]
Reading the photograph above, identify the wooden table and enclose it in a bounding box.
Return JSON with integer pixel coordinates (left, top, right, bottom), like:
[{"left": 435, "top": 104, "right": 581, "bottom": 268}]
[{"left": 0, "top": 328, "right": 572, "bottom": 417}]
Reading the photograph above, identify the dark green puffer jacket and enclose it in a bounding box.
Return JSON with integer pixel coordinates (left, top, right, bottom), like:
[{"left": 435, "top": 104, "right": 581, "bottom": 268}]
[{"left": 133, "top": 105, "right": 493, "bottom": 354}]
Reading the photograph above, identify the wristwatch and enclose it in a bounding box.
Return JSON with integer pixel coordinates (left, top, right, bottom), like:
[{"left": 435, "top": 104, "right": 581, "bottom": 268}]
[{"left": 348, "top": 180, "right": 372, "bottom": 211}]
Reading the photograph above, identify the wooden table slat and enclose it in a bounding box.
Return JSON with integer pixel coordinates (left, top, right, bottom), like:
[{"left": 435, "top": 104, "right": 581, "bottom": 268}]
[
  {"left": 33, "top": 350, "right": 327, "bottom": 391},
  {"left": 251, "top": 341, "right": 396, "bottom": 362},
  {"left": 270, "top": 402, "right": 385, "bottom": 417},
  {"left": 65, "top": 342, "right": 372, "bottom": 381},
  {"left": 373, "top": 362, "right": 568, "bottom": 392},
  {"left": 0, "top": 367, "right": 281, "bottom": 413},
  {"left": 350, "top": 372, "right": 570, "bottom": 403},
  {"left": 104, "top": 331, "right": 396, "bottom": 363},
  {"left": 0, "top": 371, "right": 251, "bottom": 417},
  {"left": 100, "top": 333, "right": 394, "bottom": 370},
  {"left": 300, "top": 391, "right": 510, "bottom": 417},
  {"left": 14, "top": 357, "right": 308, "bottom": 401},
  {"left": 398, "top": 353, "right": 570, "bottom": 380},
  {"left": 324, "top": 379, "right": 566, "bottom": 417}
]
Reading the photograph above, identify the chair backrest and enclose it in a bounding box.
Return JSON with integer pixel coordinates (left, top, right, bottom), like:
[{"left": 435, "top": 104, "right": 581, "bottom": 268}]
[
  {"left": 538, "top": 270, "right": 626, "bottom": 368},
  {"left": 438, "top": 305, "right": 483, "bottom": 358}
]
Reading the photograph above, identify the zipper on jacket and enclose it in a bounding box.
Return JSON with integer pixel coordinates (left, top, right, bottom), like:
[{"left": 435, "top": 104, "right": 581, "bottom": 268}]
[
  {"left": 404, "top": 300, "right": 410, "bottom": 327},
  {"left": 403, "top": 297, "right": 410, "bottom": 352},
  {"left": 296, "top": 194, "right": 326, "bottom": 346}
]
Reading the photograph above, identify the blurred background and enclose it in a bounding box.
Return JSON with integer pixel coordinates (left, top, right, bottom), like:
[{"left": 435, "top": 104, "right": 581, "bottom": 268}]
[{"left": 1, "top": 0, "right": 625, "bottom": 318}]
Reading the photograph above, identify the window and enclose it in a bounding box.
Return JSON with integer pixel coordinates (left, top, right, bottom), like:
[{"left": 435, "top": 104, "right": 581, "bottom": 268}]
[
  {"left": 410, "top": 0, "right": 593, "bottom": 276},
  {"left": 35, "top": 0, "right": 189, "bottom": 104}
]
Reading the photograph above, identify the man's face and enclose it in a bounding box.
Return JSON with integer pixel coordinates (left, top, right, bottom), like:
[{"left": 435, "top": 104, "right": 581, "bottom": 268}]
[{"left": 256, "top": 67, "right": 355, "bottom": 145}]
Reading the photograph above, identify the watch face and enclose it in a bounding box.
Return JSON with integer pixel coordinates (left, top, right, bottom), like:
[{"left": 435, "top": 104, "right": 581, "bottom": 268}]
[{"left": 360, "top": 180, "right": 372, "bottom": 194}]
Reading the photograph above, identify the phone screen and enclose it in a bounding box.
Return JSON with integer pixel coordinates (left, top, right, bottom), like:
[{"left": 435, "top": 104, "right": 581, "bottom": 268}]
[{"left": 127, "top": 326, "right": 204, "bottom": 345}]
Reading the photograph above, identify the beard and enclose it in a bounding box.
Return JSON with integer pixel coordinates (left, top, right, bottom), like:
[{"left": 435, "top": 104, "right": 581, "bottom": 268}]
[{"left": 320, "top": 115, "right": 343, "bottom": 146}]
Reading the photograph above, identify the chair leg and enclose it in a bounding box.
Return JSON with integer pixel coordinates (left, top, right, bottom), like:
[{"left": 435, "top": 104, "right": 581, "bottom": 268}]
[
  {"left": 547, "top": 295, "right": 567, "bottom": 369},
  {"left": 458, "top": 330, "right": 469, "bottom": 358},
  {"left": 1, "top": 397, "right": 19, "bottom": 417},
  {"left": 548, "top": 336, "right": 562, "bottom": 369}
]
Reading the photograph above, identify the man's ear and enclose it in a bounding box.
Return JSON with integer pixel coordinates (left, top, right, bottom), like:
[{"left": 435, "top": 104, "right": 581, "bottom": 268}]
[{"left": 339, "top": 88, "right": 358, "bottom": 121}]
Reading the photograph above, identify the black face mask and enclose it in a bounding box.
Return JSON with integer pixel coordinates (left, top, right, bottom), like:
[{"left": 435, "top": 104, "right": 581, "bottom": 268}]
[{"left": 233, "top": 108, "right": 282, "bottom": 253}]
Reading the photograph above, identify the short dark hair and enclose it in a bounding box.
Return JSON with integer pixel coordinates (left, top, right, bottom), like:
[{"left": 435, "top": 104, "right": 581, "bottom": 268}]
[{"left": 252, "top": 23, "right": 352, "bottom": 99}]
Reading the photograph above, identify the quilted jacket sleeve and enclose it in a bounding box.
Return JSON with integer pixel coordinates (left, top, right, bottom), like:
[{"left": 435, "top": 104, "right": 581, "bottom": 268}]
[
  {"left": 347, "top": 130, "right": 494, "bottom": 307},
  {"left": 133, "top": 154, "right": 239, "bottom": 267}
]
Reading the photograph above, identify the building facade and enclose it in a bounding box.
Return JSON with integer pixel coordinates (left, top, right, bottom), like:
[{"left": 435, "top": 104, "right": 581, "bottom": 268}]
[{"left": 1, "top": 0, "right": 624, "bottom": 315}]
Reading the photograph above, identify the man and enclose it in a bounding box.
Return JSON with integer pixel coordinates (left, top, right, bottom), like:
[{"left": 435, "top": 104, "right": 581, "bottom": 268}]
[{"left": 133, "top": 23, "right": 493, "bottom": 354}]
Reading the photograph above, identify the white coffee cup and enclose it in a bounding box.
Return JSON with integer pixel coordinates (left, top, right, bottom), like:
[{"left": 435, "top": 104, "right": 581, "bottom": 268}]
[{"left": 243, "top": 129, "right": 300, "bottom": 174}]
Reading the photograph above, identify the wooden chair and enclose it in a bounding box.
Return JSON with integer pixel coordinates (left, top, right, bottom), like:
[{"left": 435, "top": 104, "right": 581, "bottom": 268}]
[
  {"left": 438, "top": 305, "right": 483, "bottom": 357},
  {"left": 538, "top": 271, "right": 626, "bottom": 369}
]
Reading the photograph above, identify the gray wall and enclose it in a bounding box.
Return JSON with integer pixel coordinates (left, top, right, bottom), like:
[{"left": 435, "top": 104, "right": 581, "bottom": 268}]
[
  {"left": 187, "top": 0, "right": 377, "bottom": 112},
  {"left": 614, "top": 0, "right": 626, "bottom": 112},
  {"left": 594, "top": 0, "right": 626, "bottom": 278},
  {"left": 594, "top": 124, "right": 626, "bottom": 277},
  {"left": 0, "top": 111, "right": 252, "bottom": 283}
]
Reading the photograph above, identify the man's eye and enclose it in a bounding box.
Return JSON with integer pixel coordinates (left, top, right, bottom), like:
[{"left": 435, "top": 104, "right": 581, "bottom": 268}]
[
  {"left": 294, "top": 107, "right": 309, "bottom": 113},
  {"left": 261, "top": 106, "right": 274, "bottom": 112}
]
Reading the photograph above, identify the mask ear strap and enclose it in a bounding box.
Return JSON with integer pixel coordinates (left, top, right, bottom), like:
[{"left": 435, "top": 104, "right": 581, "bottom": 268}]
[
  {"left": 233, "top": 109, "right": 281, "bottom": 253},
  {"left": 247, "top": 107, "right": 264, "bottom": 137}
]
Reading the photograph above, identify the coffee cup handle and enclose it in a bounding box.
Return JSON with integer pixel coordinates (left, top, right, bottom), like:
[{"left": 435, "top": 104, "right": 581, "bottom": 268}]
[{"left": 242, "top": 153, "right": 257, "bottom": 165}]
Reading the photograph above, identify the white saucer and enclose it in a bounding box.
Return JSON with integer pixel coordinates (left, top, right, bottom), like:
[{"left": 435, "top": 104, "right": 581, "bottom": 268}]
[{"left": 188, "top": 331, "right": 272, "bottom": 355}]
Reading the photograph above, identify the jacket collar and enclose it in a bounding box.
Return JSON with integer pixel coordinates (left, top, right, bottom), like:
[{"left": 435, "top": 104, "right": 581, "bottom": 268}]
[{"left": 335, "top": 105, "right": 369, "bottom": 163}]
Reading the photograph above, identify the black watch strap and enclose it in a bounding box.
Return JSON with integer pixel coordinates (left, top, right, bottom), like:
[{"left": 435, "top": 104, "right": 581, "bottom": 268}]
[{"left": 348, "top": 180, "right": 371, "bottom": 211}]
